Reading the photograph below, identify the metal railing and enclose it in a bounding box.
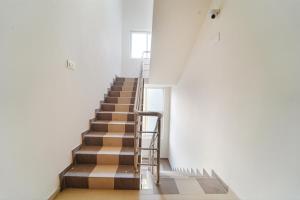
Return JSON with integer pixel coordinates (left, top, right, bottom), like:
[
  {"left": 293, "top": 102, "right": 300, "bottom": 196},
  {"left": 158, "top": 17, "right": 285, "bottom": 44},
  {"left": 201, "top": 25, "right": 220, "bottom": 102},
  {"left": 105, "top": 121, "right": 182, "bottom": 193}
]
[
  {"left": 137, "top": 111, "right": 162, "bottom": 184},
  {"left": 133, "top": 65, "right": 162, "bottom": 184},
  {"left": 142, "top": 51, "right": 151, "bottom": 78}
]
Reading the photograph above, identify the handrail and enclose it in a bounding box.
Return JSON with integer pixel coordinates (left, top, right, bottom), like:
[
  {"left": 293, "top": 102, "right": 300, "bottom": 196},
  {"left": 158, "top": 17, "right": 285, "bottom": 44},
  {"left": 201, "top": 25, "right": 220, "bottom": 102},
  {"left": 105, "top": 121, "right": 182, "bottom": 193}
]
[
  {"left": 136, "top": 111, "right": 162, "bottom": 117},
  {"left": 141, "top": 51, "right": 151, "bottom": 78},
  {"left": 133, "top": 64, "right": 162, "bottom": 184}
]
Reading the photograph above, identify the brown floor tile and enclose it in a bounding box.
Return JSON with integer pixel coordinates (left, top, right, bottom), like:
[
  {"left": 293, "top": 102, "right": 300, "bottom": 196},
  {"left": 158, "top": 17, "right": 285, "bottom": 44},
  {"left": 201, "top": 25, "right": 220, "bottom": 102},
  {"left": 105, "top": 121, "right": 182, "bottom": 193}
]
[
  {"left": 152, "top": 178, "right": 179, "bottom": 194},
  {"left": 196, "top": 178, "right": 228, "bottom": 194}
]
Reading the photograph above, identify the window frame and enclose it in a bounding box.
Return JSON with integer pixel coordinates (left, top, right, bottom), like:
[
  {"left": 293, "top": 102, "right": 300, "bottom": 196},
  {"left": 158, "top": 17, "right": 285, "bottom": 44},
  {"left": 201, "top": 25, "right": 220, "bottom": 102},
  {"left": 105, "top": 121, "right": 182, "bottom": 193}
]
[{"left": 130, "top": 31, "right": 152, "bottom": 59}]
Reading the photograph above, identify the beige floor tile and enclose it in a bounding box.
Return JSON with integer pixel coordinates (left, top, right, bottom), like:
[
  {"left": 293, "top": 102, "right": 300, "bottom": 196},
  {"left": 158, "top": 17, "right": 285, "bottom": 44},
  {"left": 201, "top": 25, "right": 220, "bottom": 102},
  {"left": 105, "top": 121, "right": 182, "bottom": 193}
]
[
  {"left": 175, "top": 178, "right": 205, "bottom": 195},
  {"left": 88, "top": 177, "right": 114, "bottom": 189},
  {"left": 118, "top": 98, "right": 132, "bottom": 104},
  {"left": 115, "top": 105, "right": 130, "bottom": 112},
  {"left": 108, "top": 124, "right": 125, "bottom": 132},
  {"left": 97, "top": 154, "right": 119, "bottom": 164},
  {"left": 120, "top": 92, "right": 133, "bottom": 97},
  {"left": 77, "top": 146, "right": 101, "bottom": 154},
  {"left": 98, "top": 146, "right": 122, "bottom": 154},
  {"left": 122, "top": 83, "right": 135, "bottom": 87},
  {"left": 112, "top": 113, "right": 128, "bottom": 121},
  {"left": 55, "top": 189, "right": 165, "bottom": 200},
  {"left": 122, "top": 86, "right": 134, "bottom": 91},
  {"left": 55, "top": 189, "right": 238, "bottom": 200},
  {"left": 105, "top": 132, "right": 127, "bottom": 136},
  {"left": 89, "top": 165, "right": 118, "bottom": 178},
  {"left": 97, "top": 146, "right": 122, "bottom": 164},
  {"left": 103, "top": 136, "right": 123, "bottom": 146}
]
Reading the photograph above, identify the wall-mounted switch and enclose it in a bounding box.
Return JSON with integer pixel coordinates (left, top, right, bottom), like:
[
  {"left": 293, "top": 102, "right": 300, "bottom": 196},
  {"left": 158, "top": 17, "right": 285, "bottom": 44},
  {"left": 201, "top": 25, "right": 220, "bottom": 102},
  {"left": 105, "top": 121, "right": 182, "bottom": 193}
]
[
  {"left": 66, "top": 59, "right": 76, "bottom": 70},
  {"left": 210, "top": 32, "right": 221, "bottom": 46}
]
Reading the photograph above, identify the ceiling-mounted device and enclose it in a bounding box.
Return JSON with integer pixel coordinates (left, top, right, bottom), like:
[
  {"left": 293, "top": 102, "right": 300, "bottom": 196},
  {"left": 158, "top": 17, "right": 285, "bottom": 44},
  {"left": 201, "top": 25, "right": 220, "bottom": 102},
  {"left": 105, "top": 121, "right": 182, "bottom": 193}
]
[{"left": 209, "top": 9, "right": 220, "bottom": 19}]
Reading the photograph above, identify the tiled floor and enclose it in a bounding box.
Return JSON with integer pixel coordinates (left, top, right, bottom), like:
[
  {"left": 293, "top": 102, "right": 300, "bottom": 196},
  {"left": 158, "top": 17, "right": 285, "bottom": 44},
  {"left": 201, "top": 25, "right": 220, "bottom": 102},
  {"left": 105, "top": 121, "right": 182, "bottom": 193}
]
[
  {"left": 55, "top": 159, "right": 239, "bottom": 200},
  {"left": 55, "top": 189, "right": 238, "bottom": 200}
]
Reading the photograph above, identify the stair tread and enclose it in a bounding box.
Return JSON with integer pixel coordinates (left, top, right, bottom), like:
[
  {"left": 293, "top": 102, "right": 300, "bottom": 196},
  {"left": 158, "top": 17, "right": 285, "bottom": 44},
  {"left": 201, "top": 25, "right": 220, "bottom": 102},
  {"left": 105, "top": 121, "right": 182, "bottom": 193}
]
[
  {"left": 91, "top": 120, "right": 135, "bottom": 125},
  {"left": 116, "top": 77, "right": 138, "bottom": 79},
  {"left": 64, "top": 164, "right": 139, "bottom": 178},
  {"left": 115, "top": 80, "right": 137, "bottom": 82},
  {"left": 101, "top": 103, "right": 134, "bottom": 105},
  {"left": 76, "top": 146, "right": 134, "bottom": 155},
  {"left": 112, "top": 83, "right": 137, "bottom": 85},
  {"left": 96, "top": 111, "right": 134, "bottom": 114},
  {"left": 109, "top": 91, "right": 135, "bottom": 92},
  {"left": 109, "top": 90, "right": 136, "bottom": 92},
  {"left": 85, "top": 131, "right": 134, "bottom": 138},
  {"left": 111, "top": 87, "right": 136, "bottom": 90},
  {"left": 106, "top": 97, "right": 135, "bottom": 99}
]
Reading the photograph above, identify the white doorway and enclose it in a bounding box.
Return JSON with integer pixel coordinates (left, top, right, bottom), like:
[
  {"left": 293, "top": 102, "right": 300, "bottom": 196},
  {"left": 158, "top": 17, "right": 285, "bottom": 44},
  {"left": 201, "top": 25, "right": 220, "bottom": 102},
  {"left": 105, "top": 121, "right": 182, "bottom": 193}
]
[{"left": 142, "top": 86, "right": 171, "bottom": 158}]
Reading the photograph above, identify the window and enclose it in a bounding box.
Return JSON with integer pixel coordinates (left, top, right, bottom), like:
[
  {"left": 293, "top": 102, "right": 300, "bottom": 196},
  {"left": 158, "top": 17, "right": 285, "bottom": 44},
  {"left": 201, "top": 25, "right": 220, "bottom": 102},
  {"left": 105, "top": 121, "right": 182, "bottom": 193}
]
[{"left": 130, "top": 31, "right": 151, "bottom": 59}]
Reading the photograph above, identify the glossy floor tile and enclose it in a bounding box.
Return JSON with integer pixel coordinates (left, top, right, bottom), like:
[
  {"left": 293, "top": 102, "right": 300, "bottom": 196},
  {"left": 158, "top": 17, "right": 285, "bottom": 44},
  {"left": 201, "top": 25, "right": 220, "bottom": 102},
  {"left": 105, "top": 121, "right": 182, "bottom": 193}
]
[
  {"left": 55, "top": 188, "right": 239, "bottom": 200},
  {"left": 56, "top": 159, "right": 239, "bottom": 200}
]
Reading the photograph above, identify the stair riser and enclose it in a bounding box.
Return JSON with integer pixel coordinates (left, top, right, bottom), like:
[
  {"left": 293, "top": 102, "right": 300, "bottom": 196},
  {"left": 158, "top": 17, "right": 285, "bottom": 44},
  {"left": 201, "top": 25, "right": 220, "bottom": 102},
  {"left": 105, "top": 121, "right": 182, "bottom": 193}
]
[
  {"left": 101, "top": 104, "right": 134, "bottom": 112},
  {"left": 114, "top": 82, "right": 137, "bottom": 87},
  {"left": 64, "top": 177, "right": 139, "bottom": 190},
  {"left": 75, "top": 154, "right": 134, "bottom": 165},
  {"left": 108, "top": 91, "right": 136, "bottom": 97},
  {"left": 84, "top": 136, "right": 134, "bottom": 147},
  {"left": 104, "top": 97, "right": 135, "bottom": 104},
  {"left": 111, "top": 86, "right": 137, "bottom": 91},
  {"left": 115, "top": 78, "right": 137, "bottom": 81},
  {"left": 96, "top": 113, "right": 134, "bottom": 121},
  {"left": 116, "top": 77, "right": 138, "bottom": 81},
  {"left": 91, "top": 123, "right": 134, "bottom": 132}
]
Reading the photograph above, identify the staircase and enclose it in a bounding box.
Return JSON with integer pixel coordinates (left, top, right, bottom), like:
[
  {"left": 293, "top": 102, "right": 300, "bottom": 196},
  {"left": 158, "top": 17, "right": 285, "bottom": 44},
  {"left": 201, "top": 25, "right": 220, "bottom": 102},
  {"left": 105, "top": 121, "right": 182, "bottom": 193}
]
[
  {"left": 60, "top": 77, "right": 140, "bottom": 190},
  {"left": 164, "top": 168, "right": 229, "bottom": 194}
]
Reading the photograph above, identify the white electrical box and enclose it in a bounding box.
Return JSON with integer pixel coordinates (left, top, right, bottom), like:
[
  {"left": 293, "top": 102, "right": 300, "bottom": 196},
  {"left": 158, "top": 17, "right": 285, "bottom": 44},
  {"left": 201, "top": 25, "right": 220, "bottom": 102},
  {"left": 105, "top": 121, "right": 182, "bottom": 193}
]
[{"left": 66, "top": 59, "right": 76, "bottom": 70}]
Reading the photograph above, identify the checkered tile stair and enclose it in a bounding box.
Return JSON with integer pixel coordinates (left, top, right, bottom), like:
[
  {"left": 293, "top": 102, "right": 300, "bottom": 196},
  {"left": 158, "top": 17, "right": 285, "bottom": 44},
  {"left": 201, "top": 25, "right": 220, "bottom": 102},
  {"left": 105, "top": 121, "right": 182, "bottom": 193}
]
[{"left": 61, "top": 77, "right": 140, "bottom": 190}]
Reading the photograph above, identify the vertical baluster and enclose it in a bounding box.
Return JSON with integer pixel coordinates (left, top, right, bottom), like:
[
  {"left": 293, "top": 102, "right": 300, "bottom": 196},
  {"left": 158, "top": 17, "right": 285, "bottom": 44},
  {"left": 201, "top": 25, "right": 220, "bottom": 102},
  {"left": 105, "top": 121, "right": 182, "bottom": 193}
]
[{"left": 157, "top": 117, "right": 161, "bottom": 184}]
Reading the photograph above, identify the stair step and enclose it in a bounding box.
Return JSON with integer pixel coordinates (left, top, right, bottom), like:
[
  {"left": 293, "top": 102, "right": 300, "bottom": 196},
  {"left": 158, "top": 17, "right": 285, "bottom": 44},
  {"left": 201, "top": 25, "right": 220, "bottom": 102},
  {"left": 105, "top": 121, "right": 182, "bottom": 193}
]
[
  {"left": 115, "top": 78, "right": 137, "bottom": 82},
  {"left": 116, "top": 77, "right": 138, "bottom": 82},
  {"left": 203, "top": 169, "right": 210, "bottom": 178},
  {"left": 75, "top": 146, "right": 134, "bottom": 165},
  {"left": 83, "top": 131, "right": 134, "bottom": 147},
  {"left": 100, "top": 103, "right": 134, "bottom": 112},
  {"left": 91, "top": 120, "right": 135, "bottom": 132},
  {"left": 110, "top": 86, "right": 137, "bottom": 92},
  {"left": 96, "top": 111, "right": 134, "bottom": 121},
  {"left": 64, "top": 164, "right": 139, "bottom": 189},
  {"left": 61, "top": 77, "right": 140, "bottom": 191},
  {"left": 108, "top": 91, "right": 136, "bottom": 97},
  {"left": 113, "top": 82, "right": 137, "bottom": 87},
  {"left": 104, "top": 97, "right": 135, "bottom": 104}
]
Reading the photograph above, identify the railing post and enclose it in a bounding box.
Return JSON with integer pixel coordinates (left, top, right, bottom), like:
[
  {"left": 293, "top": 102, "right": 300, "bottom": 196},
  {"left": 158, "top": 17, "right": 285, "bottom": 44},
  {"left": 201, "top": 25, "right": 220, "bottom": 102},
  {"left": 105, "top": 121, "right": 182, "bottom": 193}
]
[
  {"left": 134, "top": 113, "right": 138, "bottom": 173},
  {"left": 156, "top": 116, "right": 161, "bottom": 184}
]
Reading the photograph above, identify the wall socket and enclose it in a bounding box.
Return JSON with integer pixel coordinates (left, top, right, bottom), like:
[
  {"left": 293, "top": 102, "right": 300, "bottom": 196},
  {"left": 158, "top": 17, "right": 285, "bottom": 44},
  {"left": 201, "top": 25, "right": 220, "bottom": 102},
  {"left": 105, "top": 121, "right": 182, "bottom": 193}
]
[
  {"left": 210, "top": 32, "right": 221, "bottom": 46},
  {"left": 66, "top": 59, "right": 76, "bottom": 70}
]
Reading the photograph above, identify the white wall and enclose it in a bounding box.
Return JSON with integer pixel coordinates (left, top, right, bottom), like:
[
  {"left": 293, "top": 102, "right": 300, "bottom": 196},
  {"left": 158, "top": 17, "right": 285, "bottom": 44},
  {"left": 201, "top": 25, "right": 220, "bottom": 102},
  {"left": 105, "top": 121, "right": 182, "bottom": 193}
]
[
  {"left": 169, "top": 0, "right": 300, "bottom": 200},
  {"left": 161, "top": 87, "right": 171, "bottom": 158},
  {"left": 150, "top": 0, "right": 211, "bottom": 85},
  {"left": 121, "top": 0, "right": 154, "bottom": 77},
  {"left": 0, "top": 1, "right": 122, "bottom": 199},
  {"left": 143, "top": 86, "right": 171, "bottom": 158}
]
